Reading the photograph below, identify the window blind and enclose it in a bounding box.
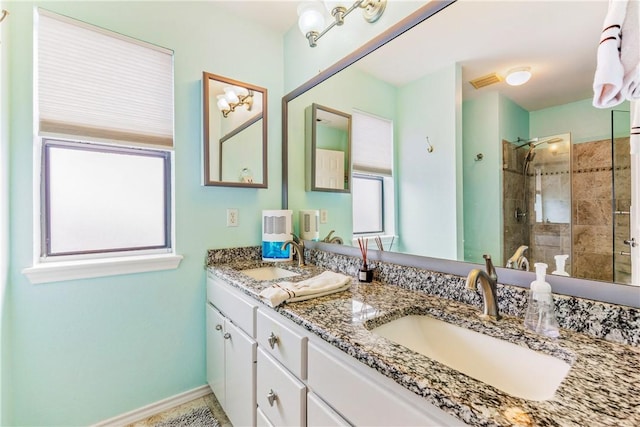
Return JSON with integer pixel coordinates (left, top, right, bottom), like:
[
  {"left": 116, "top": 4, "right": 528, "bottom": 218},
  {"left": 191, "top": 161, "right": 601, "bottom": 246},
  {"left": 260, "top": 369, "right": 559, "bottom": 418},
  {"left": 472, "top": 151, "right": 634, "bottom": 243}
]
[
  {"left": 351, "top": 110, "right": 393, "bottom": 175},
  {"left": 37, "top": 9, "right": 174, "bottom": 148}
]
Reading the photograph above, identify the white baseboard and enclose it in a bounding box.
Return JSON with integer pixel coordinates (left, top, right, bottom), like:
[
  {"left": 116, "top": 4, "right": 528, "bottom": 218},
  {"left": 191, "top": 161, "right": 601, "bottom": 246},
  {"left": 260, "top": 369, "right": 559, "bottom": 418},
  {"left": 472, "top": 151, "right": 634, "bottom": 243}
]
[{"left": 92, "top": 384, "right": 212, "bottom": 427}]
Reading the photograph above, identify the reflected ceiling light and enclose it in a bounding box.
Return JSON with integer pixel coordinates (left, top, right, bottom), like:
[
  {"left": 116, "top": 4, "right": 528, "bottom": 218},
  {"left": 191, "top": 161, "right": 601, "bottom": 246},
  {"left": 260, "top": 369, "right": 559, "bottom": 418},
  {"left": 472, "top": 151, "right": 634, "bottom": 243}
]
[
  {"left": 505, "top": 67, "right": 532, "bottom": 86},
  {"left": 298, "top": 0, "right": 386, "bottom": 48},
  {"left": 216, "top": 86, "right": 253, "bottom": 118}
]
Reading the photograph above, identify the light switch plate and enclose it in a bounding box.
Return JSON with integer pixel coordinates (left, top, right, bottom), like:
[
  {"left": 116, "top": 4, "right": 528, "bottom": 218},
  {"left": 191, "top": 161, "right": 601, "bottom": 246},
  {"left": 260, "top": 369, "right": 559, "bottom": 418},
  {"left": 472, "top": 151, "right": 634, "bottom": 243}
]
[{"left": 320, "top": 209, "right": 328, "bottom": 224}]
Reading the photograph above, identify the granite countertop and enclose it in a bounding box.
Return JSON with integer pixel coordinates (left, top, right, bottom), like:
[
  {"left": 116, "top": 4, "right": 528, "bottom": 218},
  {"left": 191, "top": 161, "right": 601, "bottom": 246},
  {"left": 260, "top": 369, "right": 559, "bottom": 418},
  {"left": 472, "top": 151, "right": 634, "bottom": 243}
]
[{"left": 208, "top": 259, "right": 640, "bottom": 427}]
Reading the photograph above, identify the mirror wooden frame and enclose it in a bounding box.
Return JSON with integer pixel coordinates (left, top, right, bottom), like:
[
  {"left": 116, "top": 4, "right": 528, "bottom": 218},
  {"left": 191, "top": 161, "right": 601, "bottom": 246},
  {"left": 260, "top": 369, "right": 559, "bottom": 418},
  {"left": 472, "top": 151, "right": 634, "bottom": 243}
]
[
  {"left": 203, "top": 72, "right": 268, "bottom": 188},
  {"left": 307, "top": 103, "right": 352, "bottom": 193},
  {"left": 280, "top": 0, "right": 640, "bottom": 308}
]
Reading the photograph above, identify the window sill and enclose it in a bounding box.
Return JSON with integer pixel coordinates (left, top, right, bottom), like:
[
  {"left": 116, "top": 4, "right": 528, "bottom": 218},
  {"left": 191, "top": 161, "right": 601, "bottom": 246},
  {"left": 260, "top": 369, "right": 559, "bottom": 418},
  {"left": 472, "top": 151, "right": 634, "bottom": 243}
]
[
  {"left": 22, "top": 253, "right": 183, "bottom": 284},
  {"left": 351, "top": 234, "right": 397, "bottom": 250}
]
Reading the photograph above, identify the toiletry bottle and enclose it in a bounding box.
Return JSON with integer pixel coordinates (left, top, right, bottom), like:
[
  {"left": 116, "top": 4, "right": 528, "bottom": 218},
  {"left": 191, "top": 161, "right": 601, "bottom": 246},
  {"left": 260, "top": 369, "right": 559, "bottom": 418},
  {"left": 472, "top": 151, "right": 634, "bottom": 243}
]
[{"left": 524, "top": 263, "right": 560, "bottom": 338}]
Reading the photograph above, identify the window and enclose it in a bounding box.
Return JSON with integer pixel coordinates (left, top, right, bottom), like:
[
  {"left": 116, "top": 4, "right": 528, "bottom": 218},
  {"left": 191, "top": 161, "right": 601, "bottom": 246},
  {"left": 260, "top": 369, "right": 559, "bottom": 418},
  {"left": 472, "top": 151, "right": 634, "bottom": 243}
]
[
  {"left": 24, "top": 9, "right": 180, "bottom": 283},
  {"left": 42, "top": 139, "right": 171, "bottom": 257},
  {"left": 352, "top": 174, "right": 383, "bottom": 234},
  {"left": 351, "top": 110, "right": 395, "bottom": 244}
]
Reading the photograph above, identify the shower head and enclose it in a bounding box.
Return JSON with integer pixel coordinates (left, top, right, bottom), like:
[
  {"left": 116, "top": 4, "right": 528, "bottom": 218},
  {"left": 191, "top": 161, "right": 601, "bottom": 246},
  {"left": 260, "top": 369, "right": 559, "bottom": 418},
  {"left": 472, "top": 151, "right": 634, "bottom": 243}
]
[{"left": 524, "top": 145, "right": 536, "bottom": 163}]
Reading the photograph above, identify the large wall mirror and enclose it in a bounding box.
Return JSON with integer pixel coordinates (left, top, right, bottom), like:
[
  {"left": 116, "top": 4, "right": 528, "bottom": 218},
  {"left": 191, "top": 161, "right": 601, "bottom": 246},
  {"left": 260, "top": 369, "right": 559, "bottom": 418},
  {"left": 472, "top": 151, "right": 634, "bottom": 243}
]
[
  {"left": 203, "top": 72, "right": 267, "bottom": 188},
  {"left": 283, "top": 0, "right": 640, "bottom": 307},
  {"left": 306, "top": 103, "right": 351, "bottom": 192}
]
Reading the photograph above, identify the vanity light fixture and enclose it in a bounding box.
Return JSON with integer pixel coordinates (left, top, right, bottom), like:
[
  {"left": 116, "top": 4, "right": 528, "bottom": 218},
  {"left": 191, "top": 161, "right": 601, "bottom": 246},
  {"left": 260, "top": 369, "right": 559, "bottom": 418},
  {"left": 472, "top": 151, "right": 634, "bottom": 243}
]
[
  {"left": 505, "top": 67, "right": 532, "bottom": 86},
  {"left": 216, "top": 86, "right": 254, "bottom": 118},
  {"left": 298, "top": 0, "right": 387, "bottom": 48}
]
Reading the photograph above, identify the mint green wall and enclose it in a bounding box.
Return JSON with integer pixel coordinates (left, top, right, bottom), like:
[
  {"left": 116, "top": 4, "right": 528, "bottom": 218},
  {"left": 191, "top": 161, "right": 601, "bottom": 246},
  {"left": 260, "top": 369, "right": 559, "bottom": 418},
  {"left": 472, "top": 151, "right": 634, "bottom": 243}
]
[
  {"left": 462, "top": 93, "right": 528, "bottom": 264},
  {"left": 463, "top": 92, "right": 500, "bottom": 263},
  {"left": 5, "top": 1, "right": 283, "bottom": 425},
  {"left": 288, "top": 66, "right": 397, "bottom": 243},
  {"left": 396, "top": 64, "right": 461, "bottom": 259},
  {"left": 0, "top": 0, "right": 9, "bottom": 422},
  {"left": 316, "top": 125, "right": 349, "bottom": 152},
  {"left": 530, "top": 98, "right": 629, "bottom": 143}
]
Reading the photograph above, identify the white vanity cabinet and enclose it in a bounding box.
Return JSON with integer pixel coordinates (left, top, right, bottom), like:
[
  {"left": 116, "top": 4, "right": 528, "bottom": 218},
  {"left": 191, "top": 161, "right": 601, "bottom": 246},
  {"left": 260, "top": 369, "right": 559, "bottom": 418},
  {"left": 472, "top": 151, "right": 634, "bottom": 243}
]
[
  {"left": 207, "top": 272, "right": 461, "bottom": 427},
  {"left": 206, "top": 274, "right": 258, "bottom": 427},
  {"left": 306, "top": 392, "right": 350, "bottom": 427},
  {"left": 257, "top": 347, "right": 306, "bottom": 426}
]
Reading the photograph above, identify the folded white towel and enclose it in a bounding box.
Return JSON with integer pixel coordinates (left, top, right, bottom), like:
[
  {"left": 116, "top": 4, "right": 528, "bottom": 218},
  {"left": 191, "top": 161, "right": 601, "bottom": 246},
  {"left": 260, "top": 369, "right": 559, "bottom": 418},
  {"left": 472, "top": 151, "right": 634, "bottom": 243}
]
[
  {"left": 259, "top": 271, "right": 352, "bottom": 307},
  {"left": 593, "top": 0, "right": 640, "bottom": 107}
]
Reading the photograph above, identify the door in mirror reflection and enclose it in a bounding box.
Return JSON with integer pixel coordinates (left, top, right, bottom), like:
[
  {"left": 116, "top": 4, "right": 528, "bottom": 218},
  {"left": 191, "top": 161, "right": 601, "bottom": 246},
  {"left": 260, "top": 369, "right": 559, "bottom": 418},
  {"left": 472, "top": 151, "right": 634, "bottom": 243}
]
[
  {"left": 203, "top": 72, "right": 267, "bottom": 188},
  {"left": 306, "top": 103, "right": 351, "bottom": 192}
]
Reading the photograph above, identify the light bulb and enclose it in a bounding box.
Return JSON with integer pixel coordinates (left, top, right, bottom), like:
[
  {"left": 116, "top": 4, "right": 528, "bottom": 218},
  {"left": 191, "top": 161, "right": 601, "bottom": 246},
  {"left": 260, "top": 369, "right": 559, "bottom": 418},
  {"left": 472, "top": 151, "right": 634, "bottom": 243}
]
[
  {"left": 223, "top": 87, "right": 239, "bottom": 104},
  {"left": 216, "top": 95, "right": 230, "bottom": 112},
  {"left": 298, "top": 1, "right": 326, "bottom": 36},
  {"left": 234, "top": 86, "right": 249, "bottom": 98}
]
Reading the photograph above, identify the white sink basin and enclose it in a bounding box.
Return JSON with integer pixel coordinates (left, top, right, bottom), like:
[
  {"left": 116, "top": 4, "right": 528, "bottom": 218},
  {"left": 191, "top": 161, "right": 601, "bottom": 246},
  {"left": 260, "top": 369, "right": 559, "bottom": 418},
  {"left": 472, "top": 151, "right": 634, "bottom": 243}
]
[
  {"left": 241, "top": 266, "right": 299, "bottom": 281},
  {"left": 371, "top": 315, "right": 571, "bottom": 401}
]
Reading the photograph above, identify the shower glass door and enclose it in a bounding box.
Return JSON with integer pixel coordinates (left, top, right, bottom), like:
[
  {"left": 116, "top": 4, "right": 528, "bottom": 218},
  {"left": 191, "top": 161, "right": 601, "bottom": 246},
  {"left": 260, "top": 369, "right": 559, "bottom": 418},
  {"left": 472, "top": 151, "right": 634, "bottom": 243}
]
[{"left": 612, "top": 110, "right": 632, "bottom": 284}]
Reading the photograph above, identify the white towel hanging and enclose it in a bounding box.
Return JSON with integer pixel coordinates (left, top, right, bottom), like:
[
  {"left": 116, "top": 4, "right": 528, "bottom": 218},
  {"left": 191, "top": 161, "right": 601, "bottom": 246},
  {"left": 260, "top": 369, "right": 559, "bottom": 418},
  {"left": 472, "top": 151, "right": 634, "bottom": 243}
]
[{"left": 593, "top": 0, "right": 640, "bottom": 108}]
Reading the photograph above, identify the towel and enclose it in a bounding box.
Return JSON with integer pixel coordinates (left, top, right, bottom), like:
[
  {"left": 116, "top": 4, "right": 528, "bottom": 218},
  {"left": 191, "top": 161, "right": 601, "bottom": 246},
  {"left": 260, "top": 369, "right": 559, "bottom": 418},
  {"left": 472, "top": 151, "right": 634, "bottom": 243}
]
[
  {"left": 593, "top": 0, "right": 640, "bottom": 108},
  {"left": 259, "top": 271, "right": 352, "bottom": 307}
]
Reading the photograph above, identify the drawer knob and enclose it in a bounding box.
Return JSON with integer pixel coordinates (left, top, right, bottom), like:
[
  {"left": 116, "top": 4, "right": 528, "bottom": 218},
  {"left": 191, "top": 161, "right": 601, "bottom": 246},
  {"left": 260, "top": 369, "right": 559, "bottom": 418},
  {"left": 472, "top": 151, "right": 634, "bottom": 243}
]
[
  {"left": 215, "top": 324, "right": 222, "bottom": 331},
  {"left": 223, "top": 332, "right": 231, "bottom": 340},
  {"left": 267, "top": 332, "right": 279, "bottom": 349},
  {"left": 267, "top": 389, "right": 277, "bottom": 406}
]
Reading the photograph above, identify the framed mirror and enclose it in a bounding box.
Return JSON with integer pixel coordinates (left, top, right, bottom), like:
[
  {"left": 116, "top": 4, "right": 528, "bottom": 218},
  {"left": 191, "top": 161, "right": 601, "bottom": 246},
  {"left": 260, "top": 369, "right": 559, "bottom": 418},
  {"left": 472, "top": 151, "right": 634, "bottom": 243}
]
[
  {"left": 306, "top": 103, "right": 351, "bottom": 192},
  {"left": 282, "top": 0, "right": 640, "bottom": 307},
  {"left": 203, "top": 72, "right": 267, "bottom": 187}
]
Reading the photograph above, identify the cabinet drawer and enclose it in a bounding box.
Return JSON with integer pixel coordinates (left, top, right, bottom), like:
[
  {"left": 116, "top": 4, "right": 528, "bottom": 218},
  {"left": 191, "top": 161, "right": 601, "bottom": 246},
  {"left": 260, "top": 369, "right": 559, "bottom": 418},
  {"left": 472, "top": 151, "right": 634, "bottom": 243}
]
[
  {"left": 257, "top": 348, "right": 306, "bottom": 427},
  {"left": 257, "top": 309, "right": 308, "bottom": 378},
  {"left": 307, "top": 392, "right": 350, "bottom": 427},
  {"left": 207, "top": 275, "right": 257, "bottom": 337}
]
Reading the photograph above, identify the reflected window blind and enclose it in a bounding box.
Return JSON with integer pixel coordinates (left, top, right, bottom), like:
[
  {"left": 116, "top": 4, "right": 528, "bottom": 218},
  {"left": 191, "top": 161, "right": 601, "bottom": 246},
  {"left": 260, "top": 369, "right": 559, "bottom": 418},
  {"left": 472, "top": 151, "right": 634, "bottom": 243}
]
[
  {"left": 37, "top": 10, "right": 174, "bottom": 148},
  {"left": 352, "top": 110, "right": 393, "bottom": 175}
]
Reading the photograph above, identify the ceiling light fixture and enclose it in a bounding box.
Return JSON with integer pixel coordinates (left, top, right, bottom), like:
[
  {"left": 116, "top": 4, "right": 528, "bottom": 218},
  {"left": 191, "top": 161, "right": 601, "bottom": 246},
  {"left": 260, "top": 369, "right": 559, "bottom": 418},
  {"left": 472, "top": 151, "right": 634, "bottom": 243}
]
[
  {"left": 216, "top": 86, "right": 254, "bottom": 118},
  {"left": 298, "top": 0, "right": 387, "bottom": 48},
  {"left": 505, "top": 67, "right": 532, "bottom": 86}
]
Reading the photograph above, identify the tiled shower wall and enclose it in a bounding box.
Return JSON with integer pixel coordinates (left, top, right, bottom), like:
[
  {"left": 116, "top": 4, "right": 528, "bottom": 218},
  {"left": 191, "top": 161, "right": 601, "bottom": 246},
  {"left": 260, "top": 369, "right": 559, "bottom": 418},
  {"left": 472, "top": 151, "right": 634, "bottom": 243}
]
[
  {"left": 503, "top": 138, "right": 631, "bottom": 283},
  {"left": 502, "top": 140, "right": 529, "bottom": 266}
]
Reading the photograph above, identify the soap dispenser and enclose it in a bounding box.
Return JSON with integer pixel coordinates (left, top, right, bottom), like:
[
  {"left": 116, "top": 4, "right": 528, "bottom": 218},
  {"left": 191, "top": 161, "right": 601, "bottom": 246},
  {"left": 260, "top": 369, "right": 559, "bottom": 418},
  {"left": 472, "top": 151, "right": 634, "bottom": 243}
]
[{"left": 524, "top": 263, "right": 560, "bottom": 338}]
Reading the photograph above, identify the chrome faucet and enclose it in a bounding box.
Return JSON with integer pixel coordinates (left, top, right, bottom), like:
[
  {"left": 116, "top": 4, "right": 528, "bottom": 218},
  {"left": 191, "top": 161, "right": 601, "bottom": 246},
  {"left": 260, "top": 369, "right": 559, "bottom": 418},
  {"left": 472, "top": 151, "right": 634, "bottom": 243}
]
[
  {"left": 281, "top": 234, "right": 305, "bottom": 267},
  {"left": 465, "top": 254, "right": 501, "bottom": 320}
]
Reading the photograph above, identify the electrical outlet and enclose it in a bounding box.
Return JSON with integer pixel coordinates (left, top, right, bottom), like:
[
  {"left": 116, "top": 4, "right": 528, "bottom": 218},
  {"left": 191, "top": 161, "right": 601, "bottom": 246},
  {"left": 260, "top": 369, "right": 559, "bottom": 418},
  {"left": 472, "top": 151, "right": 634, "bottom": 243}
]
[
  {"left": 227, "top": 208, "right": 239, "bottom": 227},
  {"left": 320, "top": 209, "right": 328, "bottom": 224}
]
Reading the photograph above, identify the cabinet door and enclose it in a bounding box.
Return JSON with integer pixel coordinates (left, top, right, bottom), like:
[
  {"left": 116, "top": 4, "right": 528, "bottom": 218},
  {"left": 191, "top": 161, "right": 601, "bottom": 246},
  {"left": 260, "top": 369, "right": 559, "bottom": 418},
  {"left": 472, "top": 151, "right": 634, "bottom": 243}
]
[
  {"left": 225, "top": 319, "right": 257, "bottom": 427},
  {"left": 206, "top": 304, "right": 226, "bottom": 406}
]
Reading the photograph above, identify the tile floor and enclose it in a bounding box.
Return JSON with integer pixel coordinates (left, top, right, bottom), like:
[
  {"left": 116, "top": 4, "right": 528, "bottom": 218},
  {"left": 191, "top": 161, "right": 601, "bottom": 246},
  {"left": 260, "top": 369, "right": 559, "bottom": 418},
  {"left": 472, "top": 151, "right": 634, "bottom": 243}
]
[{"left": 127, "top": 393, "right": 231, "bottom": 427}]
